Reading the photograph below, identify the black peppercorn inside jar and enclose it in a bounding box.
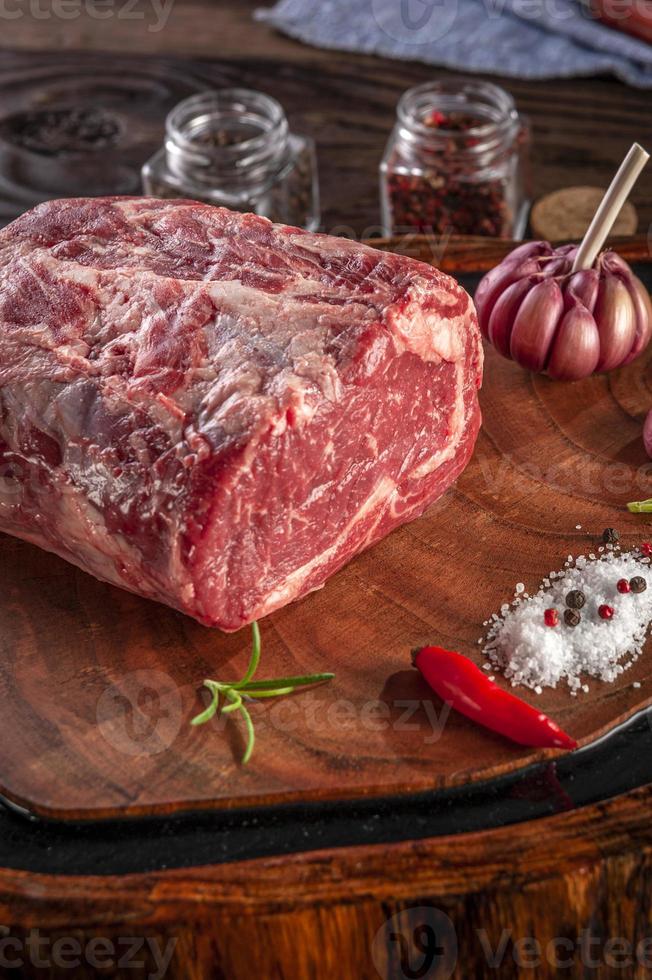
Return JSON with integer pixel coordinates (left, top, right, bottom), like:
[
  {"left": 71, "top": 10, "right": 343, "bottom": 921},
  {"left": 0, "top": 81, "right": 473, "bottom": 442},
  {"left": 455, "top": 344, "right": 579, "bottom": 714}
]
[
  {"left": 142, "top": 89, "right": 319, "bottom": 230},
  {"left": 380, "top": 79, "right": 530, "bottom": 239}
]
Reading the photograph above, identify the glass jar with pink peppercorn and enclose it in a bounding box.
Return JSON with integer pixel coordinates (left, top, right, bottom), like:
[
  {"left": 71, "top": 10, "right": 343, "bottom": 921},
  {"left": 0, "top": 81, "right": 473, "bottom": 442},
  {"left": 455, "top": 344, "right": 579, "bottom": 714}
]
[{"left": 380, "top": 79, "right": 530, "bottom": 239}]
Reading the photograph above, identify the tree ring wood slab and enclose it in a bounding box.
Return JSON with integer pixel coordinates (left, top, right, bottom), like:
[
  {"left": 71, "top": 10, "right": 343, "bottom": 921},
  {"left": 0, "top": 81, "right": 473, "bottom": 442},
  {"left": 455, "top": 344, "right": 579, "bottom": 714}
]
[{"left": 0, "top": 245, "right": 651, "bottom": 822}]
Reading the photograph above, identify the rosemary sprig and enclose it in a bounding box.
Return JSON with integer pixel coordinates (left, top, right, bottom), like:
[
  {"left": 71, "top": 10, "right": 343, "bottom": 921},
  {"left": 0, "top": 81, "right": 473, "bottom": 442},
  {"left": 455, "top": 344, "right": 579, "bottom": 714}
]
[
  {"left": 627, "top": 498, "right": 652, "bottom": 513},
  {"left": 190, "top": 622, "right": 334, "bottom": 764}
]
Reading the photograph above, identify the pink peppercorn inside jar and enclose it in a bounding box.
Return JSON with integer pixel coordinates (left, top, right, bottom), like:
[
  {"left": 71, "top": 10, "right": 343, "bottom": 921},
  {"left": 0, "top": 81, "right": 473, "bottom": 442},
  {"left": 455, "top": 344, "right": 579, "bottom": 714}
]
[{"left": 380, "top": 79, "right": 530, "bottom": 239}]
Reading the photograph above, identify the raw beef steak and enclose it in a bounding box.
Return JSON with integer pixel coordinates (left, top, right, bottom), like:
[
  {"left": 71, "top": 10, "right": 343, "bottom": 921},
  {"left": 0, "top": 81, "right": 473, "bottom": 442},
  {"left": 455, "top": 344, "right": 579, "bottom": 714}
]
[{"left": 0, "top": 198, "right": 482, "bottom": 630}]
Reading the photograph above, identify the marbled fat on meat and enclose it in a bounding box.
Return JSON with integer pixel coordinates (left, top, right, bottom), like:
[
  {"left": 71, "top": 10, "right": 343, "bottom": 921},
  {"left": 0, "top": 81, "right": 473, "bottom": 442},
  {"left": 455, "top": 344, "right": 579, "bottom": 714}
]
[{"left": 0, "top": 197, "right": 482, "bottom": 630}]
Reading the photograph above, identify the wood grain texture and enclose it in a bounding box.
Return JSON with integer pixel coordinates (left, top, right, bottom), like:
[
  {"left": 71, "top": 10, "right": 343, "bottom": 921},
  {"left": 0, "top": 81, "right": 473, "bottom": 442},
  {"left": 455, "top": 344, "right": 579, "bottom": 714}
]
[
  {"left": 0, "top": 239, "right": 650, "bottom": 822},
  {"left": 3, "top": 783, "right": 652, "bottom": 977},
  {"left": 0, "top": 43, "right": 651, "bottom": 236},
  {"left": 382, "top": 232, "right": 652, "bottom": 273},
  {"left": 2, "top": 21, "right": 652, "bottom": 975}
]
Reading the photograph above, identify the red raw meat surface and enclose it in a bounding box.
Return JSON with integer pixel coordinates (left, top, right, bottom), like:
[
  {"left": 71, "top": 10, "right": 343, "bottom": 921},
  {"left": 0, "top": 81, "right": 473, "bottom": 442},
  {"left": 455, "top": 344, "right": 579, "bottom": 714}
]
[{"left": 0, "top": 197, "right": 482, "bottom": 630}]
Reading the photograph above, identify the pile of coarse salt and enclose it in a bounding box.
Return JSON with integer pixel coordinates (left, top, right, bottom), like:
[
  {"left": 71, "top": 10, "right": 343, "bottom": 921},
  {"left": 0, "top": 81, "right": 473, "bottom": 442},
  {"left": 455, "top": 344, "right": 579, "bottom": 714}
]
[{"left": 482, "top": 544, "right": 652, "bottom": 695}]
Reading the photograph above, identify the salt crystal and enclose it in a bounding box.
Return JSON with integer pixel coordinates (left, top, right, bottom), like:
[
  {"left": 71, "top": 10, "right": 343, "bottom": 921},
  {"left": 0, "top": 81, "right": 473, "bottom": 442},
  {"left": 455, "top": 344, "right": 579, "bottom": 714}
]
[
  {"left": 515, "top": 583, "right": 525, "bottom": 594},
  {"left": 633, "top": 681, "right": 642, "bottom": 689},
  {"left": 481, "top": 550, "right": 652, "bottom": 693},
  {"left": 576, "top": 525, "right": 582, "bottom": 530}
]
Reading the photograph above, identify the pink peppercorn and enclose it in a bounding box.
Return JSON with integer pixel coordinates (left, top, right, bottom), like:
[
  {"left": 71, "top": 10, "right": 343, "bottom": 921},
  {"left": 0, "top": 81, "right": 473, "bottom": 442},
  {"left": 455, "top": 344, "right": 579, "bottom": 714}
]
[
  {"left": 641, "top": 542, "right": 652, "bottom": 557},
  {"left": 544, "top": 608, "right": 559, "bottom": 627},
  {"left": 617, "top": 579, "right": 631, "bottom": 594},
  {"left": 427, "top": 110, "right": 447, "bottom": 127},
  {"left": 599, "top": 604, "right": 614, "bottom": 620}
]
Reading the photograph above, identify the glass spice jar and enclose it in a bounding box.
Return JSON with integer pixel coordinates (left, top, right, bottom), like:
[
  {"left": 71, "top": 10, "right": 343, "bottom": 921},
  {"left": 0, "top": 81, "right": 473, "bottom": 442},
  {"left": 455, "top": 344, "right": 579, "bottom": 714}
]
[
  {"left": 142, "top": 89, "right": 320, "bottom": 230},
  {"left": 380, "top": 79, "right": 530, "bottom": 239}
]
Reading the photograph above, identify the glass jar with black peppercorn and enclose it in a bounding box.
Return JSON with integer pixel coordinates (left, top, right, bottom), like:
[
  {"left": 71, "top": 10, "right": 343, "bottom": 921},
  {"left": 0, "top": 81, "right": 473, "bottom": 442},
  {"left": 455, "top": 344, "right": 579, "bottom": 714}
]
[
  {"left": 380, "top": 79, "right": 530, "bottom": 239},
  {"left": 142, "top": 89, "right": 320, "bottom": 230}
]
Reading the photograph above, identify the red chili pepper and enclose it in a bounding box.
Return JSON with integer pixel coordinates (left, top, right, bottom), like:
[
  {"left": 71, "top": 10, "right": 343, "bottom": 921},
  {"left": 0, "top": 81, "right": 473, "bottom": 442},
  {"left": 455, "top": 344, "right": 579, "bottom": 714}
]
[{"left": 412, "top": 646, "right": 577, "bottom": 751}]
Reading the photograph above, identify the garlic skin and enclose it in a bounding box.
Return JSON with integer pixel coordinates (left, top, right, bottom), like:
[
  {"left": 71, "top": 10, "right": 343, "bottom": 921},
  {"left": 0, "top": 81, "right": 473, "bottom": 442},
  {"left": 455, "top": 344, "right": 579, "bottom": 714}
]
[
  {"left": 475, "top": 243, "right": 652, "bottom": 381},
  {"left": 547, "top": 307, "right": 600, "bottom": 382},
  {"left": 510, "top": 279, "right": 564, "bottom": 373},
  {"left": 594, "top": 274, "right": 636, "bottom": 372},
  {"left": 644, "top": 409, "right": 652, "bottom": 459}
]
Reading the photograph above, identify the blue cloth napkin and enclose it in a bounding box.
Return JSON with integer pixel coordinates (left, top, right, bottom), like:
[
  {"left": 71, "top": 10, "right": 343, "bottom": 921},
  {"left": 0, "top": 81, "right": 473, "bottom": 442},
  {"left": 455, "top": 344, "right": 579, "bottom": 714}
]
[{"left": 255, "top": 0, "right": 652, "bottom": 87}]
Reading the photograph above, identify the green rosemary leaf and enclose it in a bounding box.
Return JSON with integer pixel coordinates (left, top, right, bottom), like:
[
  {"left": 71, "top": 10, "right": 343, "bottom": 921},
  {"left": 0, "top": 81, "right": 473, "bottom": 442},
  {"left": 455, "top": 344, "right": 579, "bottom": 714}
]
[
  {"left": 242, "top": 686, "right": 296, "bottom": 699},
  {"left": 190, "top": 681, "right": 220, "bottom": 726},
  {"left": 235, "top": 620, "right": 261, "bottom": 688},
  {"left": 222, "top": 689, "right": 243, "bottom": 715},
  {"left": 239, "top": 672, "right": 335, "bottom": 691},
  {"left": 627, "top": 498, "right": 652, "bottom": 513},
  {"left": 239, "top": 701, "right": 255, "bottom": 765},
  {"left": 191, "top": 621, "right": 334, "bottom": 764}
]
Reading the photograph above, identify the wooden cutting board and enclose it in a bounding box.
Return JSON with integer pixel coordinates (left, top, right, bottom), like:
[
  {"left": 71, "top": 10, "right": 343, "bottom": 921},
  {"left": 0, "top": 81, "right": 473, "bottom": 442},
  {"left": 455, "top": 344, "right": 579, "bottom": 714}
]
[{"left": 1, "top": 239, "right": 651, "bottom": 822}]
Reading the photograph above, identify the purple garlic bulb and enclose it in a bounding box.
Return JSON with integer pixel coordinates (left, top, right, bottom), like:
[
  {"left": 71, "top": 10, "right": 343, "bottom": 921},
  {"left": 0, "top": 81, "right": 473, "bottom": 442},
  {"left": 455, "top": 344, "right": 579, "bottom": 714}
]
[{"left": 475, "top": 242, "right": 652, "bottom": 381}]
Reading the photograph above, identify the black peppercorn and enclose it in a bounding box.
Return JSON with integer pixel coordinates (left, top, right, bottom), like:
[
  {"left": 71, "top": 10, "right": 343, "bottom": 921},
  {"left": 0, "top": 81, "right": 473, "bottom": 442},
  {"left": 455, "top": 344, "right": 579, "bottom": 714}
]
[
  {"left": 630, "top": 576, "right": 647, "bottom": 594},
  {"left": 602, "top": 528, "right": 620, "bottom": 545},
  {"left": 564, "top": 608, "right": 581, "bottom": 628},
  {"left": 566, "top": 589, "right": 586, "bottom": 609}
]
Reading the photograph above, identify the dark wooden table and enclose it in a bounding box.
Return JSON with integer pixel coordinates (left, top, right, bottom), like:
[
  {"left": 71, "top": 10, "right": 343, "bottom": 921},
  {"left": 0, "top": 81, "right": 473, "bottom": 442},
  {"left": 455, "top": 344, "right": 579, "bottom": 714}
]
[
  {"left": 3, "top": 8, "right": 652, "bottom": 979},
  {"left": 4, "top": 0, "right": 652, "bottom": 237}
]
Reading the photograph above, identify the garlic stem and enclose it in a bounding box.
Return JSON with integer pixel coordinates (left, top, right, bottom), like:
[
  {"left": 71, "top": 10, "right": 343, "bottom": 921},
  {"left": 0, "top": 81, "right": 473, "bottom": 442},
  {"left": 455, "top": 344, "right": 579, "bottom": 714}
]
[{"left": 572, "top": 143, "right": 649, "bottom": 273}]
